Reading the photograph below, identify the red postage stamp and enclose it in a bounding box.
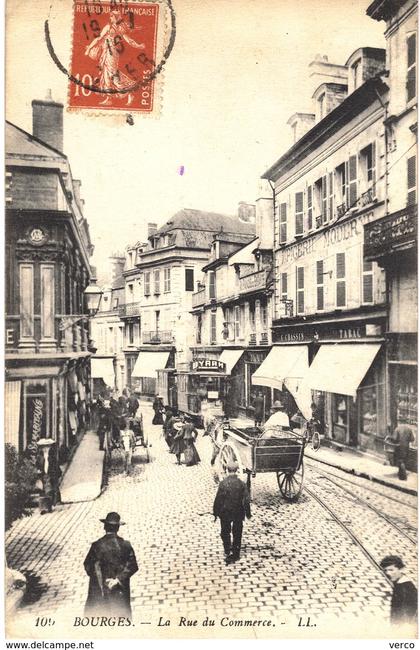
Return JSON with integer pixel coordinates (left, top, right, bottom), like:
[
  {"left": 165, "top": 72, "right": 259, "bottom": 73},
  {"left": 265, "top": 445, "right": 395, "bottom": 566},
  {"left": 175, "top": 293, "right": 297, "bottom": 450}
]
[{"left": 68, "top": 0, "right": 160, "bottom": 113}]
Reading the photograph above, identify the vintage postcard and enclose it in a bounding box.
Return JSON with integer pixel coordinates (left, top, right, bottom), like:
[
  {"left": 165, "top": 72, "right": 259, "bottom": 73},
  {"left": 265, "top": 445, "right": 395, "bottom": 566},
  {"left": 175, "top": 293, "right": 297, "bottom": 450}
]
[{"left": 4, "top": 0, "right": 418, "bottom": 644}]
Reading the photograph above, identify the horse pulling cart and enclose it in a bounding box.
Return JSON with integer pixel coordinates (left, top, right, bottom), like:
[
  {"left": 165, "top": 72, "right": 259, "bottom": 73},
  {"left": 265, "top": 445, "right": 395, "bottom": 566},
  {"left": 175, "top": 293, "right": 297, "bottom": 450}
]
[{"left": 211, "top": 420, "right": 307, "bottom": 502}]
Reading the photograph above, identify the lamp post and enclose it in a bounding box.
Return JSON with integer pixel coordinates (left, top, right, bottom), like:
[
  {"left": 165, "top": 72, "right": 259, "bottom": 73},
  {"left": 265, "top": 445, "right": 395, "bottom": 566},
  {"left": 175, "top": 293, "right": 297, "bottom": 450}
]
[{"left": 84, "top": 281, "right": 103, "bottom": 317}]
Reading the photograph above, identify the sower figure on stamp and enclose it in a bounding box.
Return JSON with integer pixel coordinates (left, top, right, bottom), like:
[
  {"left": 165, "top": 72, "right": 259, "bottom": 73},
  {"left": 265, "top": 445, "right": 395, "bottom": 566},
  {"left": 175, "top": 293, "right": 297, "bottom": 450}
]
[
  {"left": 213, "top": 461, "right": 251, "bottom": 564},
  {"left": 84, "top": 512, "right": 138, "bottom": 618}
]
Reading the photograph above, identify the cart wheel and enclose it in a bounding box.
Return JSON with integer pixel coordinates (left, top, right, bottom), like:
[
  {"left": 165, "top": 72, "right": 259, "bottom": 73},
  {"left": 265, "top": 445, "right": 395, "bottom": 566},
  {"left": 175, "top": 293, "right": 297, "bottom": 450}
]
[
  {"left": 277, "top": 462, "right": 304, "bottom": 502},
  {"left": 311, "top": 431, "right": 321, "bottom": 452},
  {"left": 217, "top": 442, "right": 244, "bottom": 482}
]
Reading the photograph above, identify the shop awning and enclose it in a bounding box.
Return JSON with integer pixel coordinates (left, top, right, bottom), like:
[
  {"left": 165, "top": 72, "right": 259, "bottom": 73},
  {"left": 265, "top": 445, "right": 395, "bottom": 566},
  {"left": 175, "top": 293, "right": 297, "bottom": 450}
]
[
  {"left": 5, "top": 381, "right": 21, "bottom": 449},
  {"left": 251, "top": 345, "right": 309, "bottom": 391},
  {"left": 91, "top": 357, "right": 115, "bottom": 387},
  {"left": 132, "top": 351, "right": 170, "bottom": 379},
  {"left": 302, "top": 343, "right": 381, "bottom": 397},
  {"left": 219, "top": 349, "right": 244, "bottom": 375}
]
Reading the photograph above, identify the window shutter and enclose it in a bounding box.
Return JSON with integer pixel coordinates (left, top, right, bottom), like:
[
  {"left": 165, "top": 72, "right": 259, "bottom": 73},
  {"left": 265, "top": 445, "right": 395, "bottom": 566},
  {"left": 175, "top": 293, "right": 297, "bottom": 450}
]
[
  {"left": 407, "top": 155, "right": 416, "bottom": 205},
  {"left": 317, "top": 287, "right": 324, "bottom": 311},
  {"left": 322, "top": 175, "right": 328, "bottom": 223},
  {"left": 281, "top": 273, "right": 287, "bottom": 296},
  {"left": 363, "top": 274, "right": 373, "bottom": 304},
  {"left": 316, "top": 260, "right": 324, "bottom": 284},
  {"left": 348, "top": 155, "right": 358, "bottom": 208},
  {"left": 307, "top": 185, "right": 313, "bottom": 230},
  {"left": 336, "top": 253, "right": 345, "bottom": 279},
  {"left": 295, "top": 192, "right": 304, "bottom": 235},
  {"left": 408, "top": 33, "right": 416, "bottom": 67},
  {"left": 280, "top": 202, "right": 287, "bottom": 243},
  {"left": 336, "top": 282, "right": 346, "bottom": 307}
]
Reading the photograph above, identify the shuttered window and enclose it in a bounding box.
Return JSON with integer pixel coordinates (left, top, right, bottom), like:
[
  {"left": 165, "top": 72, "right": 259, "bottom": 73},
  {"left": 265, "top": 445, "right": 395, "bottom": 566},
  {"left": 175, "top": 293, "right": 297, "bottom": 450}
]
[
  {"left": 316, "top": 260, "right": 324, "bottom": 311},
  {"left": 209, "top": 271, "right": 216, "bottom": 299},
  {"left": 185, "top": 268, "right": 194, "bottom": 291},
  {"left": 336, "top": 253, "right": 346, "bottom": 307},
  {"left": 407, "top": 33, "right": 416, "bottom": 102},
  {"left": 407, "top": 155, "right": 416, "bottom": 205},
  {"left": 296, "top": 267, "right": 305, "bottom": 314},
  {"left": 362, "top": 260, "right": 374, "bottom": 304},
  {"left": 164, "top": 268, "right": 171, "bottom": 292},
  {"left": 307, "top": 185, "right": 313, "bottom": 230},
  {"left": 295, "top": 192, "right": 304, "bottom": 235},
  {"left": 280, "top": 203, "right": 287, "bottom": 244},
  {"left": 154, "top": 270, "right": 160, "bottom": 294}
]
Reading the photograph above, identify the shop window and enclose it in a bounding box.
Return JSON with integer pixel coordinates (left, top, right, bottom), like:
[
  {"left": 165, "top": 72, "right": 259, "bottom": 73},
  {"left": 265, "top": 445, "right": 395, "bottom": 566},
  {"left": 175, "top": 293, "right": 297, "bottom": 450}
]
[
  {"left": 407, "top": 155, "right": 416, "bottom": 205},
  {"left": 307, "top": 185, "right": 313, "bottom": 231},
  {"left": 154, "top": 270, "right": 160, "bottom": 295},
  {"left": 362, "top": 260, "right": 374, "bottom": 304},
  {"left": 336, "top": 253, "right": 346, "bottom": 307},
  {"left": 316, "top": 260, "right": 324, "bottom": 311},
  {"left": 144, "top": 272, "right": 150, "bottom": 296},
  {"left": 359, "top": 384, "right": 378, "bottom": 435},
  {"left": 332, "top": 394, "right": 349, "bottom": 439},
  {"left": 295, "top": 191, "right": 304, "bottom": 236},
  {"left": 394, "top": 367, "right": 417, "bottom": 433},
  {"left": 209, "top": 271, "right": 216, "bottom": 299},
  {"left": 185, "top": 268, "right": 194, "bottom": 292},
  {"left": 296, "top": 266, "right": 305, "bottom": 314},
  {"left": 210, "top": 313, "right": 217, "bottom": 344},
  {"left": 279, "top": 202, "right": 287, "bottom": 244},
  {"left": 407, "top": 33, "right": 416, "bottom": 103},
  {"left": 164, "top": 268, "right": 171, "bottom": 293}
]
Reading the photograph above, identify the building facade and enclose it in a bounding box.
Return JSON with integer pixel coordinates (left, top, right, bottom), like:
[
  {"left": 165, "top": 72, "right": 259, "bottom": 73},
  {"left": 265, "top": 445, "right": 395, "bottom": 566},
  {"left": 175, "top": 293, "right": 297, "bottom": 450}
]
[
  {"left": 90, "top": 255, "right": 126, "bottom": 394},
  {"left": 365, "top": 0, "right": 417, "bottom": 466},
  {"left": 191, "top": 223, "right": 277, "bottom": 420},
  {"left": 121, "top": 210, "right": 255, "bottom": 396},
  {"left": 5, "top": 94, "right": 94, "bottom": 463},
  {"left": 262, "top": 48, "right": 393, "bottom": 456}
]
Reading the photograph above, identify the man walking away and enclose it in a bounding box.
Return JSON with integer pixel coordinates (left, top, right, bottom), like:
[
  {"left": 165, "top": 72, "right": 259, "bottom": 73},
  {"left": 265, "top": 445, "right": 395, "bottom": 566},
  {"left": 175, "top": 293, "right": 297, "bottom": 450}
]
[
  {"left": 84, "top": 512, "right": 138, "bottom": 618},
  {"left": 213, "top": 461, "right": 251, "bottom": 564},
  {"left": 393, "top": 423, "right": 414, "bottom": 480}
]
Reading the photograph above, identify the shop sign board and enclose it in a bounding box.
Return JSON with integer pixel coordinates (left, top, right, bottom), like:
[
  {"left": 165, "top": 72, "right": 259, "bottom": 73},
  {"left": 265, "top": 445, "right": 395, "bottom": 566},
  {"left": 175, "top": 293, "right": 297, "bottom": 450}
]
[{"left": 191, "top": 358, "right": 226, "bottom": 373}]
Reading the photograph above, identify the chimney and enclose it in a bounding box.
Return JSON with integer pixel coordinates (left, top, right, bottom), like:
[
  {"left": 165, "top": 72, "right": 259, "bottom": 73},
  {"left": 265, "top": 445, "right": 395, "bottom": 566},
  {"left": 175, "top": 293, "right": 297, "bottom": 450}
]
[
  {"left": 32, "top": 90, "right": 64, "bottom": 152},
  {"left": 238, "top": 202, "right": 256, "bottom": 223},
  {"left": 72, "top": 179, "right": 85, "bottom": 210},
  {"left": 148, "top": 222, "right": 158, "bottom": 238},
  {"left": 109, "top": 253, "right": 126, "bottom": 282}
]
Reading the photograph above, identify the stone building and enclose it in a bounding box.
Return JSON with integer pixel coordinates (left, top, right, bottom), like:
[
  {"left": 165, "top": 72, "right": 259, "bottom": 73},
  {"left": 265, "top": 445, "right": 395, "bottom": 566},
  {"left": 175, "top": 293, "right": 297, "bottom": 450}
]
[
  {"left": 5, "top": 93, "right": 94, "bottom": 462},
  {"left": 120, "top": 209, "right": 255, "bottom": 397},
  {"left": 365, "top": 0, "right": 417, "bottom": 466},
  {"left": 261, "top": 48, "right": 392, "bottom": 456}
]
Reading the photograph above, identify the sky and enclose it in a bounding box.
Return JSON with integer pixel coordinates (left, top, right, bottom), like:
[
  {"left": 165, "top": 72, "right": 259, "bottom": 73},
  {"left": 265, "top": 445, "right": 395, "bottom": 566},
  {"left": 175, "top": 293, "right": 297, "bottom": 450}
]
[{"left": 6, "top": 0, "right": 386, "bottom": 279}]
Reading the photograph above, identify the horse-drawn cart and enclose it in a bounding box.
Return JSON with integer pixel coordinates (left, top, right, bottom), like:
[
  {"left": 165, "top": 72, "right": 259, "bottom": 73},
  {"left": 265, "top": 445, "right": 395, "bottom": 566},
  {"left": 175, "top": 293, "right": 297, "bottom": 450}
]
[{"left": 211, "top": 421, "right": 306, "bottom": 502}]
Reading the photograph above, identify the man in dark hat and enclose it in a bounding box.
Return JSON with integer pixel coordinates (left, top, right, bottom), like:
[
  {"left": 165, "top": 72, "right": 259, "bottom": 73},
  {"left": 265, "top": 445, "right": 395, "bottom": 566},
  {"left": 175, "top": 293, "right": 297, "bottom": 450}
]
[
  {"left": 213, "top": 461, "right": 251, "bottom": 564},
  {"left": 84, "top": 512, "right": 138, "bottom": 618}
]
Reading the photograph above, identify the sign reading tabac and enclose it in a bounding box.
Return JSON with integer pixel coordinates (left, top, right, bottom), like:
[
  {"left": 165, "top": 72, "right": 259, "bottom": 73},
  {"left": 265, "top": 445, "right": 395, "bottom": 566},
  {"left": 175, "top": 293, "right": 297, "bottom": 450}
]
[{"left": 69, "top": 1, "right": 159, "bottom": 113}]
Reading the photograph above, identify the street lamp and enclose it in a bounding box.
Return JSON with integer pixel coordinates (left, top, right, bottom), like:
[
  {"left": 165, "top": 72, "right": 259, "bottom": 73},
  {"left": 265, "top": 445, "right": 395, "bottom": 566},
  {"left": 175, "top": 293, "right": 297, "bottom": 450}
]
[{"left": 84, "top": 281, "right": 103, "bottom": 316}]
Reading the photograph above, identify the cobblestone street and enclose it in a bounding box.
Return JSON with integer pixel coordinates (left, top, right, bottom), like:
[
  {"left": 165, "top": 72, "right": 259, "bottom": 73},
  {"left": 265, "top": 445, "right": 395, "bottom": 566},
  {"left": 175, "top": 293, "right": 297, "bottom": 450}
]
[{"left": 6, "top": 403, "right": 417, "bottom": 640}]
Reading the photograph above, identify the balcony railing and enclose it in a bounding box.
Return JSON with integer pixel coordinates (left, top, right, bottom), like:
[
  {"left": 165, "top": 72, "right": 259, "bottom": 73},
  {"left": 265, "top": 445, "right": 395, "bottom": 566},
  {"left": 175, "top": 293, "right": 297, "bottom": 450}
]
[
  {"left": 260, "top": 332, "right": 269, "bottom": 345},
  {"left": 239, "top": 268, "right": 268, "bottom": 295},
  {"left": 249, "top": 333, "right": 257, "bottom": 346},
  {"left": 364, "top": 205, "right": 417, "bottom": 261},
  {"left": 142, "top": 330, "right": 173, "bottom": 344},
  {"left": 119, "top": 301, "right": 141, "bottom": 318},
  {"left": 192, "top": 287, "right": 206, "bottom": 308}
]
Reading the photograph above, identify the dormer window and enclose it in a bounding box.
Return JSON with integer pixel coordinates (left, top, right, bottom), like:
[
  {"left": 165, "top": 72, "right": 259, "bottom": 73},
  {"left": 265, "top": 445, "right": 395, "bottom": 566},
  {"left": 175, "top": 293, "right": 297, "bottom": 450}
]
[
  {"left": 351, "top": 58, "right": 362, "bottom": 91},
  {"left": 318, "top": 93, "right": 326, "bottom": 120}
]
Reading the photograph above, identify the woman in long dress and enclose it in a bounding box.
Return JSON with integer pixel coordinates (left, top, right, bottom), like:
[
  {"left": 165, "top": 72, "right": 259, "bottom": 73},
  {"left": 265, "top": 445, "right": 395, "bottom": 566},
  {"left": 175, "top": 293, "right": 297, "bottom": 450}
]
[
  {"left": 85, "top": 10, "right": 145, "bottom": 106},
  {"left": 152, "top": 396, "right": 164, "bottom": 425},
  {"left": 182, "top": 419, "right": 201, "bottom": 466}
]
